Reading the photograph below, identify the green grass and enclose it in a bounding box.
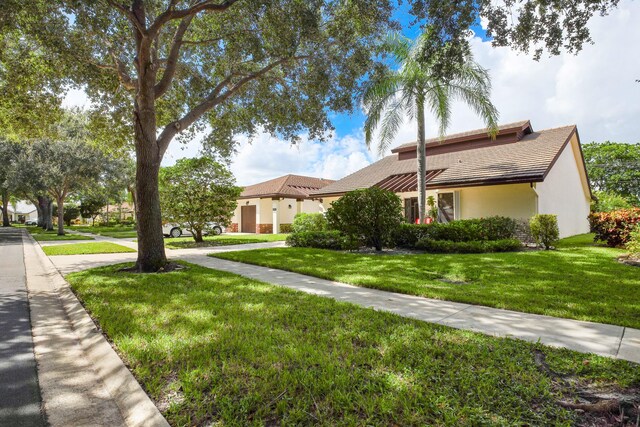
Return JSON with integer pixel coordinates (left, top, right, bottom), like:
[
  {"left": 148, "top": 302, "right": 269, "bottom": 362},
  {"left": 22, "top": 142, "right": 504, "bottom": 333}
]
[
  {"left": 42, "top": 242, "right": 136, "bottom": 256},
  {"left": 67, "top": 263, "right": 639, "bottom": 426},
  {"left": 71, "top": 225, "right": 137, "bottom": 239},
  {"left": 28, "top": 227, "right": 94, "bottom": 241},
  {"left": 213, "top": 234, "right": 640, "bottom": 329},
  {"left": 164, "top": 233, "right": 287, "bottom": 249}
]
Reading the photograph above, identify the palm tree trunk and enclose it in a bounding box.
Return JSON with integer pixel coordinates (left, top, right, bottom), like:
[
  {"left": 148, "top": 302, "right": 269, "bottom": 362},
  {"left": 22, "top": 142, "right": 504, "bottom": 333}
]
[{"left": 416, "top": 98, "right": 427, "bottom": 223}]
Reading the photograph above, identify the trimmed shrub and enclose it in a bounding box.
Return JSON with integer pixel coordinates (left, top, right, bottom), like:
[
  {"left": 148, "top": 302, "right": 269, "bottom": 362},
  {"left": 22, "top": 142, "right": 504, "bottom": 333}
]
[
  {"left": 286, "top": 231, "right": 348, "bottom": 250},
  {"left": 589, "top": 208, "right": 640, "bottom": 247},
  {"left": 530, "top": 214, "right": 559, "bottom": 249},
  {"left": 625, "top": 225, "right": 640, "bottom": 256},
  {"left": 279, "top": 223, "right": 293, "bottom": 233},
  {"left": 415, "top": 238, "right": 521, "bottom": 253},
  {"left": 292, "top": 213, "right": 327, "bottom": 233},
  {"left": 394, "top": 216, "right": 518, "bottom": 248},
  {"left": 394, "top": 223, "right": 432, "bottom": 248},
  {"left": 326, "top": 187, "right": 403, "bottom": 251}
]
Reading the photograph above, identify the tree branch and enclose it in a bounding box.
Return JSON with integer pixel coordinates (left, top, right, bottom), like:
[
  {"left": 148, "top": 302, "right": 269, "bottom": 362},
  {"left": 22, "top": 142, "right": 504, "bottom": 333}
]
[
  {"left": 105, "top": 0, "right": 148, "bottom": 35},
  {"left": 148, "top": 0, "right": 240, "bottom": 37},
  {"left": 154, "top": 15, "right": 193, "bottom": 99},
  {"left": 157, "top": 55, "right": 309, "bottom": 157},
  {"left": 110, "top": 52, "right": 137, "bottom": 90}
]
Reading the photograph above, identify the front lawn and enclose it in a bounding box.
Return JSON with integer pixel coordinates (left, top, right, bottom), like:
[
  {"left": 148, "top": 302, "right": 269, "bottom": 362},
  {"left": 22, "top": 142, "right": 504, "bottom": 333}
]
[
  {"left": 67, "top": 263, "right": 639, "bottom": 426},
  {"left": 43, "top": 242, "right": 136, "bottom": 256},
  {"left": 165, "top": 233, "right": 287, "bottom": 249},
  {"left": 28, "top": 227, "right": 94, "bottom": 241},
  {"left": 71, "top": 225, "right": 137, "bottom": 238},
  {"left": 213, "top": 234, "right": 640, "bottom": 328}
]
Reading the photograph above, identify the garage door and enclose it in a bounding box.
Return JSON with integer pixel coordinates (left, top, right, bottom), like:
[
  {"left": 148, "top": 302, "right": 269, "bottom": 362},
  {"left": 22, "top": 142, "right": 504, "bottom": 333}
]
[{"left": 241, "top": 205, "right": 256, "bottom": 233}]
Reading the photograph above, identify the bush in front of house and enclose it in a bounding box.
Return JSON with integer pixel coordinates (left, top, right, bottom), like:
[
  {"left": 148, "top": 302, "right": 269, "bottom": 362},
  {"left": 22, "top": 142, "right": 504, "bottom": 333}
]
[
  {"left": 279, "top": 223, "right": 293, "bottom": 233},
  {"left": 625, "top": 225, "right": 640, "bottom": 256},
  {"left": 394, "top": 216, "right": 518, "bottom": 248},
  {"left": 589, "top": 207, "right": 640, "bottom": 247},
  {"left": 529, "top": 214, "right": 559, "bottom": 249},
  {"left": 286, "top": 230, "right": 349, "bottom": 250},
  {"left": 326, "top": 187, "right": 403, "bottom": 251},
  {"left": 291, "top": 213, "right": 327, "bottom": 233},
  {"left": 415, "top": 238, "right": 522, "bottom": 253}
]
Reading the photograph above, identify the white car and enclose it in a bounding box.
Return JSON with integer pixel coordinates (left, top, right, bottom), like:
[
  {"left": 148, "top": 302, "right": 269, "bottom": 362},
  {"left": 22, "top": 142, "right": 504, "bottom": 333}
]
[{"left": 162, "top": 222, "right": 224, "bottom": 238}]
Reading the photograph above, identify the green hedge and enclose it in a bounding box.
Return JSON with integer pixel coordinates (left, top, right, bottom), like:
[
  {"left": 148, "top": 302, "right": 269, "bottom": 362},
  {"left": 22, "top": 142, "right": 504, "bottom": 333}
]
[
  {"left": 286, "top": 231, "right": 351, "bottom": 250},
  {"left": 292, "top": 213, "right": 327, "bottom": 233},
  {"left": 394, "top": 216, "right": 518, "bottom": 248},
  {"left": 415, "top": 238, "right": 522, "bottom": 254}
]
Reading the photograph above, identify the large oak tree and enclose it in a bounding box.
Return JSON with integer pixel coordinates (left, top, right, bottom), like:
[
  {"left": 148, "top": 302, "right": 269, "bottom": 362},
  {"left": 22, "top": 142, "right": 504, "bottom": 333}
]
[{"left": 32, "top": 0, "right": 398, "bottom": 271}]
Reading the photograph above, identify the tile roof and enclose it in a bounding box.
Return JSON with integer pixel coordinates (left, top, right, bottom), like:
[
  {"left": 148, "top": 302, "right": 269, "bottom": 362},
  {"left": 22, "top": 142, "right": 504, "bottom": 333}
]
[
  {"left": 240, "top": 174, "right": 335, "bottom": 199},
  {"left": 391, "top": 120, "right": 531, "bottom": 152},
  {"left": 312, "top": 124, "right": 578, "bottom": 197}
]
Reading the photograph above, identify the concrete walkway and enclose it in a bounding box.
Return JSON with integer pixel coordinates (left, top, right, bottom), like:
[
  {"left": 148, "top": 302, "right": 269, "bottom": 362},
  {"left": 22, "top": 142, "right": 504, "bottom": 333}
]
[
  {"left": 44, "top": 233, "right": 639, "bottom": 364},
  {"left": 0, "top": 228, "right": 45, "bottom": 426},
  {"left": 4, "top": 229, "right": 169, "bottom": 427},
  {"left": 183, "top": 255, "right": 640, "bottom": 364}
]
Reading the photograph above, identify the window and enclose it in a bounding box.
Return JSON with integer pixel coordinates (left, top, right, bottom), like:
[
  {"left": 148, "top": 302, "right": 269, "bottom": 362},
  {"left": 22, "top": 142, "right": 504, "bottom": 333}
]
[
  {"left": 404, "top": 197, "right": 418, "bottom": 224},
  {"left": 437, "top": 192, "right": 455, "bottom": 223}
]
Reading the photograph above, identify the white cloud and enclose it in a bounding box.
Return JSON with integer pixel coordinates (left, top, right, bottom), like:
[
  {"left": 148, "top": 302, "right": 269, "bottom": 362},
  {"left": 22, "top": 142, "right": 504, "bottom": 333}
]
[{"left": 229, "top": 131, "right": 374, "bottom": 186}]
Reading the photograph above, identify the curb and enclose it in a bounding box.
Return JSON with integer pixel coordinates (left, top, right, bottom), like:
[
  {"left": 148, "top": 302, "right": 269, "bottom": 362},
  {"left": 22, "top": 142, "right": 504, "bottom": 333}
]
[{"left": 23, "top": 231, "right": 169, "bottom": 427}]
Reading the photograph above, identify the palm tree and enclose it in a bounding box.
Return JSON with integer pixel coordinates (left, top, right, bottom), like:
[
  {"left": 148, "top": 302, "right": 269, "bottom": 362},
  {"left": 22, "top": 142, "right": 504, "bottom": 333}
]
[{"left": 362, "top": 32, "right": 499, "bottom": 223}]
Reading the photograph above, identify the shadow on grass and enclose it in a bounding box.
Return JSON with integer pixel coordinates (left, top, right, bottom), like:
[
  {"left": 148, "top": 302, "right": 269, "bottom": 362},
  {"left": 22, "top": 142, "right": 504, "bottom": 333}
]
[
  {"left": 67, "top": 262, "right": 639, "bottom": 426},
  {"left": 213, "top": 235, "right": 640, "bottom": 328}
]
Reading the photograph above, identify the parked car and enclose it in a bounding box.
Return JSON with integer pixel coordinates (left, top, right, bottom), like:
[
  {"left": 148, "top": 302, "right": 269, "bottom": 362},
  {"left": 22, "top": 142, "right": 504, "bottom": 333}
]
[
  {"left": 24, "top": 220, "right": 38, "bottom": 226},
  {"left": 162, "top": 222, "right": 224, "bottom": 238}
]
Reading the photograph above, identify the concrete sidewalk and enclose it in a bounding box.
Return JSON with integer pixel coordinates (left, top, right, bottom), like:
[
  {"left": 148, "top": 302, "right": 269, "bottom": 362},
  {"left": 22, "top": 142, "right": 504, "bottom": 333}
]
[
  {"left": 44, "top": 237, "right": 639, "bottom": 364},
  {"left": 20, "top": 230, "right": 169, "bottom": 427},
  {"left": 184, "top": 254, "right": 640, "bottom": 364},
  {"left": 0, "top": 228, "right": 45, "bottom": 426}
]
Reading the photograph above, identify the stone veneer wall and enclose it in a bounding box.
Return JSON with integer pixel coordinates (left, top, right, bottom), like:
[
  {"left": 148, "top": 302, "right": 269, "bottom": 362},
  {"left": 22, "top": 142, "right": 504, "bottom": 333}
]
[
  {"left": 257, "top": 224, "right": 273, "bottom": 234},
  {"left": 229, "top": 223, "right": 238, "bottom": 232}
]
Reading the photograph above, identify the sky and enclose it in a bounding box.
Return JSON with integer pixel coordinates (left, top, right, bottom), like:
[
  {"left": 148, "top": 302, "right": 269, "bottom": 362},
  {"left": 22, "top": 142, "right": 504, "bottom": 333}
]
[{"left": 64, "top": 2, "right": 640, "bottom": 186}]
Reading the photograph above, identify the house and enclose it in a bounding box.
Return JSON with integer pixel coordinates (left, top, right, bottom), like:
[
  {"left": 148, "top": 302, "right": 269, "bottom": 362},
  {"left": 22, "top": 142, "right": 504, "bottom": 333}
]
[
  {"left": 230, "top": 174, "right": 335, "bottom": 233},
  {"left": 311, "top": 121, "right": 593, "bottom": 238},
  {"left": 6, "top": 201, "right": 38, "bottom": 223}
]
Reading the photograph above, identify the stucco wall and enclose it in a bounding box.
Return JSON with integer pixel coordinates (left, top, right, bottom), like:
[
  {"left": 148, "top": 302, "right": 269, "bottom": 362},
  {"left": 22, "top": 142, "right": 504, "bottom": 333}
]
[
  {"left": 458, "top": 184, "right": 537, "bottom": 221},
  {"left": 535, "top": 134, "right": 591, "bottom": 237},
  {"left": 319, "top": 196, "right": 341, "bottom": 212},
  {"left": 232, "top": 197, "right": 327, "bottom": 233}
]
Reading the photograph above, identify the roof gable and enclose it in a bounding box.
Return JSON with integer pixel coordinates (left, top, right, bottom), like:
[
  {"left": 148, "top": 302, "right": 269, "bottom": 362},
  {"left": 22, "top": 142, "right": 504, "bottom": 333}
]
[
  {"left": 240, "top": 174, "right": 335, "bottom": 199},
  {"left": 312, "top": 123, "right": 583, "bottom": 197}
]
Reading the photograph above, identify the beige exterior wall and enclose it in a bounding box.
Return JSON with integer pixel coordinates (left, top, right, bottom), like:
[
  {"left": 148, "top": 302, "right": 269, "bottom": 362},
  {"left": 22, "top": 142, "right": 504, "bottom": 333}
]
[
  {"left": 535, "top": 134, "right": 592, "bottom": 237},
  {"left": 318, "top": 196, "right": 341, "bottom": 212},
  {"left": 232, "top": 196, "right": 326, "bottom": 233},
  {"left": 458, "top": 184, "right": 537, "bottom": 221}
]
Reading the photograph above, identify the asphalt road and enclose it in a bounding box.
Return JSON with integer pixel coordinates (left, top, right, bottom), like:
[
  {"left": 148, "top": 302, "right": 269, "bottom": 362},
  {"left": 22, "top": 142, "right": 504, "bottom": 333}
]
[{"left": 0, "top": 227, "right": 45, "bottom": 426}]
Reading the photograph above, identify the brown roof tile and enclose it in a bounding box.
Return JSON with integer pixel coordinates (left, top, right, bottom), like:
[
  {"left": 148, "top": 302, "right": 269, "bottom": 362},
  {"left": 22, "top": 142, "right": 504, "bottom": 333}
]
[
  {"left": 240, "top": 174, "right": 335, "bottom": 199},
  {"left": 392, "top": 120, "right": 531, "bottom": 152},
  {"left": 312, "top": 124, "right": 578, "bottom": 197}
]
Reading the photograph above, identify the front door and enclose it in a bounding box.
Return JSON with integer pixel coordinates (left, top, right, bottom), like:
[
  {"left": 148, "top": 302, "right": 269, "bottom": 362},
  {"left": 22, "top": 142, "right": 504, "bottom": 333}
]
[{"left": 241, "top": 205, "right": 256, "bottom": 233}]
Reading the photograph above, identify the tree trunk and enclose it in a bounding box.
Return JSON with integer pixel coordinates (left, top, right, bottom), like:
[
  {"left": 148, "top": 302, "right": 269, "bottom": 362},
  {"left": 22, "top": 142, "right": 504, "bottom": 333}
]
[
  {"left": 35, "top": 196, "right": 44, "bottom": 227},
  {"left": 47, "top": 199, "right": 54, "bottom": 231},
  {"left": 194, "top": 228, "right": 204, "bottom": 243},
  {"left": 57, "top": 196, "right": 65, "bottom": 235},
  {"left": 1, "top": 190, "right": 10, "bottom": 227},
  {"left": 416, "top": 98, "right": 427, "bottom": 223},
  {"left": 134, "top": 93, "right": 167, "bottom": 271},
  {"left": 38, "top": 196, "right": 53, "bottom": 230}
]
